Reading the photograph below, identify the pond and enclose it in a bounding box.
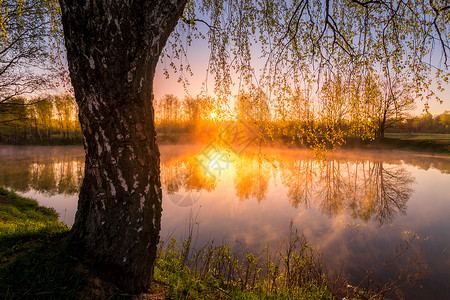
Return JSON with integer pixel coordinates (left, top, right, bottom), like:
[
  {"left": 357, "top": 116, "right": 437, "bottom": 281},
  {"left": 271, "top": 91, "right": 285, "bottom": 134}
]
[{"left": 0, "top": 144, "right": 449, "bottom": 299}]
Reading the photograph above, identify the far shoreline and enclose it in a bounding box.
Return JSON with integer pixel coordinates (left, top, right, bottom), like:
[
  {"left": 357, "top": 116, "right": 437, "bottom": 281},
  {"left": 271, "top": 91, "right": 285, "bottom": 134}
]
[{"left": 0, "top": 134, "right": 449, "bottom": 157}]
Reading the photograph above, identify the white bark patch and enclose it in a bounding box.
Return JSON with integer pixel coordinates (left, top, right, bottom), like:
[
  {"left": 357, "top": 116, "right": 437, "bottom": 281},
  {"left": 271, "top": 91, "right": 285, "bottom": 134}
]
[
  {"left": 129, "top": 152, "right": 136, "bottom": 161},
  {"left": 114, "top": 18, "right": 121, "bottom": 34},
  {"left": 117, "top": 169, "right": 129, "bottom": 192},
  {"left": 89, "top": 55, "right": 95, "bottom": 69},
  {"left": 120, "top": 114, "right": 129, "bottom": 131},
  {"left": 109, "top": 181, "right": 116, "bottom": 196},
  {"left": 92, "top": 99, "right": 100, "bottom": 111},
  {"left": 140, "top": 195, "right": 145, "bottom": 211},
  {"left": 127, "top": 67, "right": 136, "bottom": 83},
  {"left": 123, "top": 257, "right": 127, "bottom": 263},
  {"left": 138, "top": 77, "right": 144, "bottom": 93},
  {"left": 94, "top": 132, "right": 102, "bottom": 155},
  {"left": 137, "top": 226, "right": 143, "bottom": 233},
  {"left": 145, "top": 184, "right": 150, "bottom": 194},
  {"left": 127, "top": 145, "right": 136, "bottom": 161},
  {"left": 99, "top": 126, "right": 111, "bottom": 153},
  {"left": 133, "top": 174, "right": 139, "bottom": 189},
  {"left": 136, "top": 123, "right": 146, "bottom": 140}
]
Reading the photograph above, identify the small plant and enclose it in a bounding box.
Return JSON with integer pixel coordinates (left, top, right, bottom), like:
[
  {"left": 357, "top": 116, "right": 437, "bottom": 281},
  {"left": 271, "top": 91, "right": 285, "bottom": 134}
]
[{"left": 155, "top": 221, "right": 331, "bottom": 299}]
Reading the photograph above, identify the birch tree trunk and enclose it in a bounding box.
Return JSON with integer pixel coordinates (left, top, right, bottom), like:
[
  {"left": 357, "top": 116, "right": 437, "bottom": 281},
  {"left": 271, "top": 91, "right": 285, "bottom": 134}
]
[{"left": 59, "top": 0, "right": 187, "bottom": 292}]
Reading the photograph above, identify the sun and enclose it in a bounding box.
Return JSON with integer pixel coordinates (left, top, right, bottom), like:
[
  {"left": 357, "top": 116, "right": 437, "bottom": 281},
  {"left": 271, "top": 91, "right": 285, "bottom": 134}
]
[{"left": 210, "top": 112, "right": 218, "bottom": 119}]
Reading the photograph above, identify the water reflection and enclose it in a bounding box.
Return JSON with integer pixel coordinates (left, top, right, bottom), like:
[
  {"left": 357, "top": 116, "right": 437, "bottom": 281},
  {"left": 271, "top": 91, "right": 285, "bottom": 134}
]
[
  {"left": 160, "top": 147, "right": 415, "bottom": 226},
  {"left": 0, "top": 146, "right": 84, "bottom": 196},
  {"left": 161, "top": 158, "right": 216, "bottom": 207},
  {"left": 233, "top": 154, "right": 271, "bottom": 202},
  {"left": 281, "top": 160, "right": 414, "bottom": 225},
  {"left": 1, "top": 146, "right": 446, "bottom": 228}
]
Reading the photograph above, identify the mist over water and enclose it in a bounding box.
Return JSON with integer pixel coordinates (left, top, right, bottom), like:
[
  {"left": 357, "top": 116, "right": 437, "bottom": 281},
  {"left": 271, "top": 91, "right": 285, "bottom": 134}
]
[{"left": 1, "top": 144, "right": 449, "bottom": 299}]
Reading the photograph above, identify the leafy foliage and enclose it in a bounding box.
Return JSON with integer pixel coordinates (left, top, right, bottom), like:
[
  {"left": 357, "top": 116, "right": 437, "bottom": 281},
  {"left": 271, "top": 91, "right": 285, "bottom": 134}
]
[{"left": 163, "top": 0, "right": 450, "bottom": 150}]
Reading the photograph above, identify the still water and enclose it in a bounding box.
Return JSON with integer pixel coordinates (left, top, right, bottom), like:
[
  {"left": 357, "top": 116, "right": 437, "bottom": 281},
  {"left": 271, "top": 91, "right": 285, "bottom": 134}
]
[{"left": 1, "top": 145, "right": 449, "bottom": 299}]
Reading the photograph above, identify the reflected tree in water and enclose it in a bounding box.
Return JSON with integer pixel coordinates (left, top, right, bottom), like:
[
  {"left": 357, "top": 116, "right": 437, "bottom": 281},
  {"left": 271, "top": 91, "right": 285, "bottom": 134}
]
[
  {"left": 353, "top": 161, "right": 414, "bottom": 225},
  {"left": 317, "top": 160, "right": 348, "bottom": 217},
  {"left": 280, "top": 159, "right": 316, "bottom": 209},
  {"left": 160, "top": 159, "right": 217, "bottom": 196},
  {"left": 0, "top": 153, "right": 84, "bottom": 195},
  {"left": 233, "top": 154, "right": 272, "bottom": 202},
  {"left": 281, "top": 157, "right": 414, "bottom": 225}
]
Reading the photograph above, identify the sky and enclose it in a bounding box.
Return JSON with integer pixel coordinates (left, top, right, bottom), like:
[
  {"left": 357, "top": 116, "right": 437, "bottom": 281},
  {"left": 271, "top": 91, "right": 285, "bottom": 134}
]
[{"left": 153, "top": 38, "right": 450, "bottom": 117}]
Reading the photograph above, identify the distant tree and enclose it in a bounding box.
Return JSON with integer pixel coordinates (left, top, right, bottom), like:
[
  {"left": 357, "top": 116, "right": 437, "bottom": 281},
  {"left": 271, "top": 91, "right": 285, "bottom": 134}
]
[
  {"left": 0, "top": 97, "right": 30, "bottom": 143},
  {"left": 32, "top": 97, "right": 53, "bottom": 141},
  {"left": 54, "top": 94, "right": 77, "bottom": 139},
  {"left": 182, "top": 95, "right": 201, "bottom": 123},
  {"left": 321, "top": 74, "right": 350, "bottom": 127},
  {"left": 159, "top": 94, "right": 181, "bottom": 123},
  {"left": 235, "top": 91, "right": 270, "bottom": 123},
  {"left": 438, "top": 111, "right": 450, "bottom": 133},
  {"left": 374, "top": 77, "right": 415, "bottom": 139}
]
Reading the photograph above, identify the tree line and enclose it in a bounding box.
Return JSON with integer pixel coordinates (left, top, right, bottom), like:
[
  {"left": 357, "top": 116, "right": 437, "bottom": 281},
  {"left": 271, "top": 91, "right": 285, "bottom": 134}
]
[
  {"left": 390, "top": 111, "right": 450, "bottom": 134},
  {"left": 154, "top": 91, "right": 449, "bottom": 144},
  {"left": 0, "top": 94, "right": 81, "bottom": 144},
  {"left": 1, "top": 92, "right": 447, "bottom": 146}
]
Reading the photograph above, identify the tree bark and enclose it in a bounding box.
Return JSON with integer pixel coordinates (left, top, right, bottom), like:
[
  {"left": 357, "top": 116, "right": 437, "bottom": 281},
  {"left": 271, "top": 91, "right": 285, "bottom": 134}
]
[{"left": 59, "top": 0, "right": 187, "bottom": 293}]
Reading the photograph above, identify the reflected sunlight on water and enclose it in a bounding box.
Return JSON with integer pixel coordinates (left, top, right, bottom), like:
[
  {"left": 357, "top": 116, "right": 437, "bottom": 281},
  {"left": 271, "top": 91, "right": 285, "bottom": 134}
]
[{"left": 1, "top": 145, "right": 449, "bottom": 299}]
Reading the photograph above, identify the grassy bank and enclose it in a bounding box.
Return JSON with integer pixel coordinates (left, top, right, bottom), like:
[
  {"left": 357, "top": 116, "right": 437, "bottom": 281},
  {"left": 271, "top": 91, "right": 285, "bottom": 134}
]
[
  {"left": 0, "top": 187, "right": 87, "bottom": 299},
  {"left": 349, "top": 135, "right": 450, "bottom": 155}
]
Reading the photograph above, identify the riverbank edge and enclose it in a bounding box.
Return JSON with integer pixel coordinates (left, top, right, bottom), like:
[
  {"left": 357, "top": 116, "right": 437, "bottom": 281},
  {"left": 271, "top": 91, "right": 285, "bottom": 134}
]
[
  {"left": 1, "top": 136, "right": 449, "bottom": 156},
  {"left": 342, "top": 137, "right": 450, "bottom": 155},
  {"left": 0, "top": 187, "right": 337, "bottom": 299}
]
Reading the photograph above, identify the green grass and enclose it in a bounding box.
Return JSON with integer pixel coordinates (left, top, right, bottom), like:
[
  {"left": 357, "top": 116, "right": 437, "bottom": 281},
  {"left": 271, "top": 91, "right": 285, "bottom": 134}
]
[
  {"left": 378, "top": 137, "right": 450, "bottom": 154},
  {"left": 0, "top": 187, "right": 70, "bottom": 265},
  {"left": 0, "top": 188, "right": 338, "bottom": 299},
  {"left": 153, "top": 236, "right": 333, "bottom": 299},
  {"left": 0, "top": 187, "right": 90, "bottom": 299},
  {"left": 341, "top": 134, "right": 450, "bottom": 155}
]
